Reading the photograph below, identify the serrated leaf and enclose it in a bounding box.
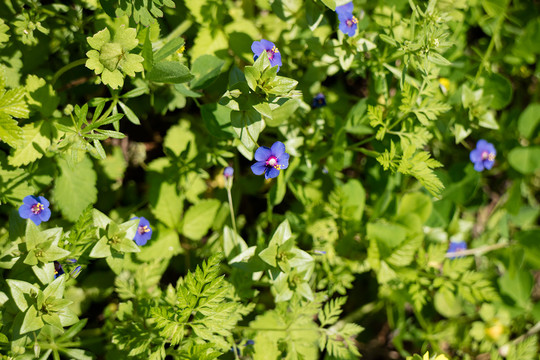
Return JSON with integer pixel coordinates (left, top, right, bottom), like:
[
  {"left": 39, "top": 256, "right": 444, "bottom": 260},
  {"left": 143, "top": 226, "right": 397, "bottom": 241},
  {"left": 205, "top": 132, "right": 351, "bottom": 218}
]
[
  {"left": 0, "top": 114, "right": 23, "bottom": 148},
  {"left": 8, "top": 121, "right": 54, "bottom": 166},
  {"left": 53, "top": 156, "right": 97, "bottom": 221}
]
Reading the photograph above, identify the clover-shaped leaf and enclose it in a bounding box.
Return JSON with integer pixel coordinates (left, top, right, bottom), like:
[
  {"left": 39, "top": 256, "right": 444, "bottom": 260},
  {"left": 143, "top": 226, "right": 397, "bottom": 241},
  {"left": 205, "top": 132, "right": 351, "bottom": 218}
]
[{"left": 85, "top": 25, "right": 144, "bottom": 89}]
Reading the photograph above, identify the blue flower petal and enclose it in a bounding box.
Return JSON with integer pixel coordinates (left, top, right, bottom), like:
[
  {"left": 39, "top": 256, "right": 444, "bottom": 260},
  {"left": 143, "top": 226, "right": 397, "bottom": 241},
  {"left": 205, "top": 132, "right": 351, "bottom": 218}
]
[
  {"left": 259, "top": 39, "right": 275, "bottom": 51},
  {"left": 469, "top": 148, "right": 482, "bottom": 163},
  {"left": 476, "top": 139, "right": 489, "bottom": 151},
  {"left": 39, "top": 208, "right": 51, "bottom": 222},
  {"left": 270, "top": 52, "right": 282, "bottom": 70},
  {"left": 347, "top": 23, "right": 357, "bottom": 37},
  {"left": 251, "top": 41, "right": 266, "bottom": 56},
  {"left": 336, "top": 2, "right": 354, "bottom": 17},
  {"left": 19, "top": 204, "right": 33, "bottom": 219},
  {"left": 251, "top": 161, "right": 267, "bottom": 175},
  {"left": 31, "top": 216, "right": 42, "bottom": 226},
  {"left": 484, "top": 160, "right": 494, "bottom": 170},
  {"left": 23, "top": 195, "right": 38, "bottom": 206},
  {"left": 254, "top": 146, "right": 272, "bottom": 161},
  {"left": 473, "top": 161, "right": 485, "bottom": 172},
  {"left": 277, "top": 153, "right": 289, "bottom": 170},
  {"left": 138, "top": 216, "right": 150, "bottom": 228},
  {"left": 271, "top": 141, "right": 286, "bottom": 158},
  {"left": 265, "top": 166, "right": 280, "bottom": 179},
  {"left": 38, "top": 196, "right": 49, "bottom": 208}
]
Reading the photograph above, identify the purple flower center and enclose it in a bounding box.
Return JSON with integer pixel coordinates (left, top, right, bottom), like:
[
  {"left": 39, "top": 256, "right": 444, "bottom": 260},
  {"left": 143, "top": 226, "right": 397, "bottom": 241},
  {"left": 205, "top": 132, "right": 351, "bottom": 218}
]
[
  {"left": 346, "top": 16, "right": 358, "bottom": 27},
  {"left": 481, "top": 151, "right": 495, "bottom": 161},
  {"left": 266, "top": 46, "right": 279, "bottom": 60},
  {"left": 138, "top": 225, "right": 150, "bottom": 235},
  {"left": 31, "top": 203, "right": 44, "bottom": 215},
  {"left": 266, "top": 156, "right": 281, "bottom": 169}
]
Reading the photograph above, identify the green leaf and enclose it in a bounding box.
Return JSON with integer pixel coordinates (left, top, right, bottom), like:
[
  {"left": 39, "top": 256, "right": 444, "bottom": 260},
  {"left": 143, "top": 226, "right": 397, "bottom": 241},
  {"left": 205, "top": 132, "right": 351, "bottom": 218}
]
[
  {"left": 154, "top": 37, "right": 185, "bottom": 62},
  {"left": 150, "top": 181, "right": 183, "bottom": 229},
  {"left": 508, "top": 146, "right": 540, "bottom": 174},
  {"left": 367, "top": 221, "right": 407, "bottom": 250},
  {"left": 6, "top": 279, "right": 38, "bottom": 311},
  {"left": 163, "top": 120, "right": 197, "bottom": 160},
  {"left": 267, "top": 98, "right": 300, "bottom": 127},
  {"left": 114, "top": 237, "right": 141, "bottom": 253},
  {"left": 89, "top": 237, "right": 111, "bottom": 258},
  {"left": 53, "top": 156, "right": 97, "bottom": 221},
  {"left": 434, "top": 288, "right": 463, "bottom": 318},
  {"left": 190, "top": 55, "right": 225, "bottom": 90},
  {"left": 518, "top": 103, "right": 540, "bottom": 139},
  {"left": 201, "top": 103, "right": 234, "bottom": 138},
  {"left": 341, "top": 179, "right": 366, "bottom": 221},
  {"left": 182, "top": 199, "right": 221, "bottom": 240},
  {"left": 147, "top": 61, "right": 194, "bottom": 84},
  {"left": 270, "top": 220, "right": 292, "bottom": 246},
  {"left": 320, "top": 0, "right": 336, "bottom": 10},
  {"left": 21, "top": 305, "right": 44, "bottom": 334},
  {"left": 499, "top": 270, "right": 533, "bottom": 308},
  {"left": 231, "top": 109, "right": 264, "bottom": 152},
  {"left": 0, "top": 114, "right": 23, "bottom": 148},
  {"left": 397, "top": 192, "right": 432, "bottom": 223},
  {"left": 244, "top": 66, "right": 261, "bottom": 92},
  {"left": 8, "top": 120, "right": 54, "bottom": 166},
  {"left": 265, "top": 76, "right": 298, "bottom": 95},
  {"left": 118, "top": 101, "right": 140, "bottom": 125},
  {"left": 482, "top": 73, "right": 513, "bottom": 110},
  {"left": 259, "top": 244, "right": 278, "bottom": 267}
]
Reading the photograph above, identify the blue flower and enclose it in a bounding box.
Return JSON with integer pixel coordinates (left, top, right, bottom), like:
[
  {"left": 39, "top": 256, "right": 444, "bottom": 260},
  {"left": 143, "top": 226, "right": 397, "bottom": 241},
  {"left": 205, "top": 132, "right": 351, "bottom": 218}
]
[
  {"left": 312, "top": 93, "right": 326, "bottom": 109},
  {"left": 447, "top": 241, "right": 467, "bottom": 259},
  {"left": 251, "top": 39, "right": 282, "bottom": 71},
  {"left": 55, "top": 259, "right": 82, "bottom": 278},
  {"left": 132, "top": 217, "right": 152, "bottom": 246},
  {"left": 336, "top": 2, "right": 358, "bottom": 37},
  {"left": 251, "top": 141, "right": 290, "bottom": 179},
  {"left": 19, "top": 195, "right": 51, "bottom": 226},
  {"left": 224, "top": 166, "right": 234, "bottom": 178},
  {"left": 54, "top": 261, "right": 65, "bottom": 279},
  {"left": 470, "top": 139, "right": 496, "bottom": 172}
]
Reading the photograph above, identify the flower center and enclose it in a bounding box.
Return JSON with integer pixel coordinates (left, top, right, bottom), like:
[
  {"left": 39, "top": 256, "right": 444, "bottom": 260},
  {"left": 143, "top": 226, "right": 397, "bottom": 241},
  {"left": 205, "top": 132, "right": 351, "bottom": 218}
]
[
  {"left": 346, "top": 16, "right": 358, "bottom": 27},
  {"left": 266, "top": 156, "right": 281, "bottom": 170},
  {"left": 31, "top": 203, "right": 44, "bottom": 215},
  {"left": 481, "top": 151, "right": 495, "bottom": 161},
  {"left": 266, "top": 46, "right": 279, "bottom": 60},
  {"left": 138, "top": 225, "right": 150, "bottom": 235}
]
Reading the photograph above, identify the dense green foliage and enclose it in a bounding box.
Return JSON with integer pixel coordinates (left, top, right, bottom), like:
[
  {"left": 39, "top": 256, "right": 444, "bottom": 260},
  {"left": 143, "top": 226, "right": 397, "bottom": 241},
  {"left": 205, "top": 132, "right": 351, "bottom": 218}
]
[{"left": 0, "top": 0, "right": 539, "bottom": 359}]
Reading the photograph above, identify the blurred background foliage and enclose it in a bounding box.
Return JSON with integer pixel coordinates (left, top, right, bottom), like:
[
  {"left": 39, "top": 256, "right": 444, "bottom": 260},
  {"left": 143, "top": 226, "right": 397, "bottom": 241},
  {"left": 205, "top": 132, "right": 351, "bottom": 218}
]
[{"left": 0, "top": 0, "right": 539, "bottom": 358}]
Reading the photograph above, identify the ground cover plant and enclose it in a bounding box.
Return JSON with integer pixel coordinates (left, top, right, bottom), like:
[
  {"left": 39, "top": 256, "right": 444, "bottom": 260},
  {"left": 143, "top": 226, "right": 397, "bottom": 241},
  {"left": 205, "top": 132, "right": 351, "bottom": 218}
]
[{"left": 0, "top": 0, "right": 539, "bottom": 359}]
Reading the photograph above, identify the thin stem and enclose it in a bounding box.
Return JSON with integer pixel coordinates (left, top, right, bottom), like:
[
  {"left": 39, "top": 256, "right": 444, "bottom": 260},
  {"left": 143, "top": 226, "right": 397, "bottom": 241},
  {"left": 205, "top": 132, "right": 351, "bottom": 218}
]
[
  {"left": 512, "top": 321, "right": 540, "bottom": 344},
  {"left": 226, "top": 186, "right": 238, "bottom": 239},
  {"left": 445, "top": 242, "right": 511, "bottom": 258},
  {"left": 52, "top": 59, "right": 87, "bottom": 86},
  {"left": 473, "top": 0, "right": 510, "bottom": 87},
  {"left": 346, "top": 135, "right": 376, "bottom": 150}
]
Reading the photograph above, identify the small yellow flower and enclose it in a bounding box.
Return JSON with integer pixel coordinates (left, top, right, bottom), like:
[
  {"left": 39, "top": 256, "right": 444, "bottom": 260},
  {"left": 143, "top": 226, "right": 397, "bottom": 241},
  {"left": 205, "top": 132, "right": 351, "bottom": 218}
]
[
  {"left": 438, "top": 77, "right": 450, "bottom": 95},
  {"left": 423, "top": 352, "right": 449, "bottom": 360}
]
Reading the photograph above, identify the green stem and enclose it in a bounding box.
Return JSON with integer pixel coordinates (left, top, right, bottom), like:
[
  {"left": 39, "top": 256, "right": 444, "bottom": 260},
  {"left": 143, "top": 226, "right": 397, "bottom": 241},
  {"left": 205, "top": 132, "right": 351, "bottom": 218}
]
[
  {"left": 445, "top": 242, "right": 512, "bottom": 258},
  {"left": 226, "top": 186, "right": 238, "bottom": 240},
  {"left": 473, "top": 0, "right": 510, "bottom": 87},
  {"left": 346, "top": 135, "right": 376, "bottom": 150},
  {"left": 356, "top": 148, "right": 379, "bottom": 158},
  {"left": 52, "top": 59, "right": 87, "bottom": 86}
]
